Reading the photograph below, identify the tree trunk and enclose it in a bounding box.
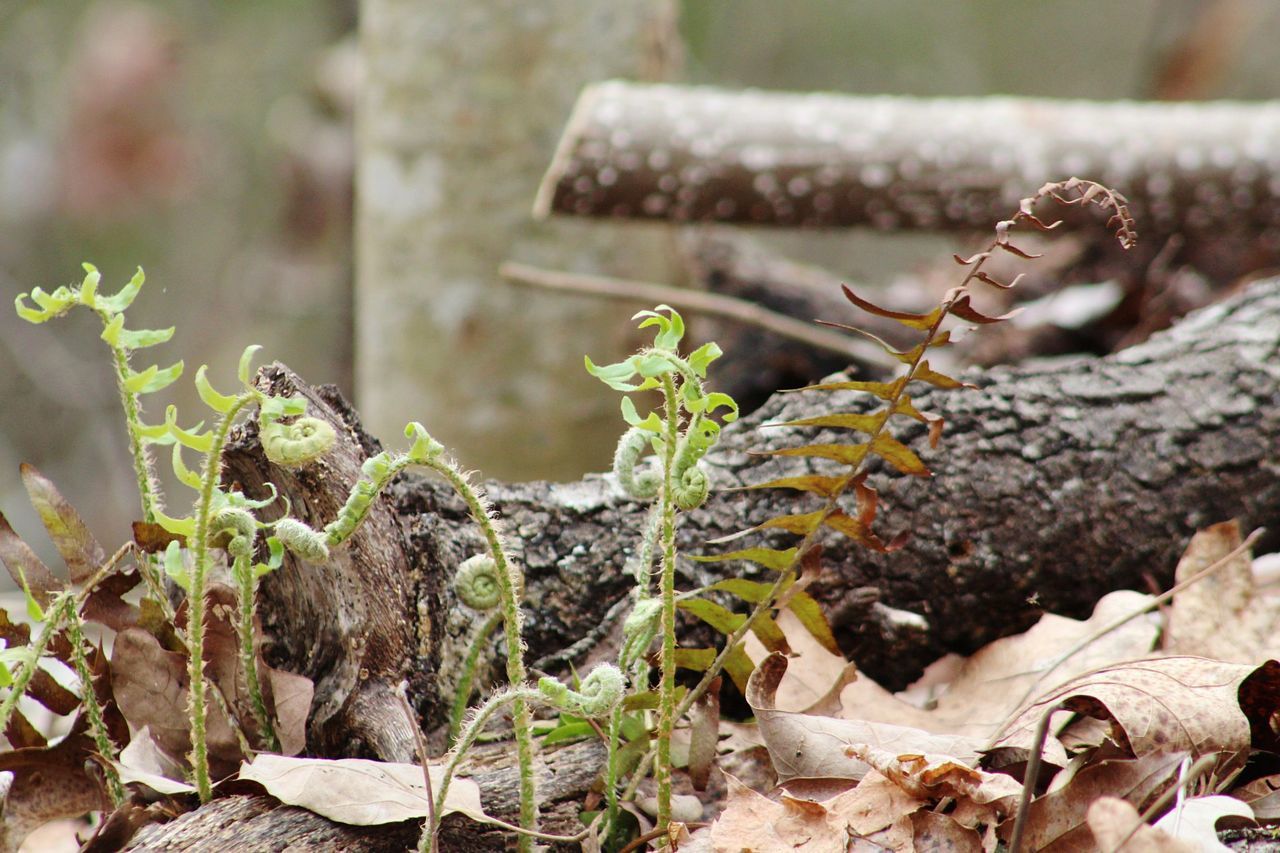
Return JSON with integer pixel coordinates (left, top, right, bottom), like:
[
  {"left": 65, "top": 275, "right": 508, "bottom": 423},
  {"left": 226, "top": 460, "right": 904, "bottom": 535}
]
[
  {"left": 164, "top": 274, "right": 1280, "bottom": 850},
  {"left": 355, "top": 1, "right": 683, "bottom": 483}
]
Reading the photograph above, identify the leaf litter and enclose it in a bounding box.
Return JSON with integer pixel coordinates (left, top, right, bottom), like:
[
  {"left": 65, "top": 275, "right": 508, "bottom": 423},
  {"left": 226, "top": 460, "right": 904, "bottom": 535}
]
[{"left": 693, "top": 522, "right": 1280, "bottom": 851}]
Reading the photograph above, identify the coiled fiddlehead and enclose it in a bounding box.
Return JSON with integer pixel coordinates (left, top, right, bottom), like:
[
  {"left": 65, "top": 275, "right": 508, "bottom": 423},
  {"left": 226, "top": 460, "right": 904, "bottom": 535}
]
[
  {"left": 272, "top": 517, "right": 330, "bottom": 563},
  {"left": 538, "top": 664, "right": 626, "bottom": 718},
  {"left": 260, "top": 416, "right": 336, "bottom": 467},
  {"left": 213, "top": 507, "right": 258, "bottom": 559},
  {"left": 455, "top": 554, "right": 501, "bottom": 611},
  {"left": 612, "top": 428, "right": 661, "bottom": 500}
]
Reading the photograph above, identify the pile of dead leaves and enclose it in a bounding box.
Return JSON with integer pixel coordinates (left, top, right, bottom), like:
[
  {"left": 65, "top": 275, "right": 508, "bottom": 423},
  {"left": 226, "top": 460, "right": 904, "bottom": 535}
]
[
  {"left": 672, "top": 519, "right": 1280, "bottom": 851},
  {"left": 3, "top": 460, "right": 1280, "bottom": 853}
]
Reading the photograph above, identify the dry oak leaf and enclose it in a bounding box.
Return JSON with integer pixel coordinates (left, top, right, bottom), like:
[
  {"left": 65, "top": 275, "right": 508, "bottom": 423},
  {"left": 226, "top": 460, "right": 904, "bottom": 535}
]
[
  {"left": 1166, "top": 520, "right": 1273, "bottom": 664},
  {"left": 987, "top": 656, "right": 1280, "bottom": 778},
  {"left": 238, "top": 754, "right": 490, "bottom": 826},
  {"left": 747, "top": 651, "right": 984, "bottom": 783},
  {"left": 710, "top": 771, "right": 901, "bottom": 853}
]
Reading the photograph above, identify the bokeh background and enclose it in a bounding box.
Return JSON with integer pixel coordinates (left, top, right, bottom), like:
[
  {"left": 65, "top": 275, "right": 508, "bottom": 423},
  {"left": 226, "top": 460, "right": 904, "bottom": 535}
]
[{"left": 3, "top": 0, "right": 1278, "bottom": 569}]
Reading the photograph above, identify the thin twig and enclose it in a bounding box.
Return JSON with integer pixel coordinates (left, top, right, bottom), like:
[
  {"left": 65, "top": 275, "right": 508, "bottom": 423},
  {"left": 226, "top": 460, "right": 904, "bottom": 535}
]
[
  {"left": 500, "top": 261, "right": 892, "bottom": 366},
  {"left": 1008, "top": 700, "right": 1067, "bottom": 853},
  {"left": 397, "top": 683, "right": 437, "bottom": 853}
]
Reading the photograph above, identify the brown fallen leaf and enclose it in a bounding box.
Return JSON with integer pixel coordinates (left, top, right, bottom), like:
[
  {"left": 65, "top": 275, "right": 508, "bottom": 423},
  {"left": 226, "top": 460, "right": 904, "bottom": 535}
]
[
  {"left": 989, "top": 656, "right": 1277, "bottom": 779},
  {"left": 19, "top": 463, "right": 106, "bottom": 585},
  {"left": 110, "top": 627, "right": 243, "bottom": 779},
  {"left": 710, "top": 772, "right": 865, "bottom": 853},
  {"left": 1007, "top": 751, "right": 1187, "bottom": 851},
  {"left": 1166, "top": 520, "right": 1274, "bottom": 663},
  {"left": 237, "top": 754, "right": 490, "bottom": 827},
  {"left": 0, "top": 731, "right": 108, "bottom": 853},
  {"left": 747, "top": 652, "right": 984, "bottom": 783},
  {"left": 910, "top": 809, "right": 983, "bottom": 853},
  {"left": 264, "top": 661, "right": 313, "bottom": 757},
  {"left": 1086, "top": 796, "right": 1197, "bottom": 852},
  {"left": 848, "top": 744, "right": 1021, "bottom": 834}
]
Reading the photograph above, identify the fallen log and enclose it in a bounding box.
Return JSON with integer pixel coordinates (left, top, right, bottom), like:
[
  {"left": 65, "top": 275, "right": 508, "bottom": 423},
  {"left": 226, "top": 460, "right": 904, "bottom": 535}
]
[
  {"left": 174, "top": 275, "right": 1280, "bottom": 849},
  {"left": 534, "top": 81, "right": 1280, "bottom": 242}
]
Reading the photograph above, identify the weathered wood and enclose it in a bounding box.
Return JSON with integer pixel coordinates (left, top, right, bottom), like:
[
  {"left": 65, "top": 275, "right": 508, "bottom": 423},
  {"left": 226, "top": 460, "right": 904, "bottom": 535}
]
[
  {"left": 224, "top": 368, "right": 421, "bottom": 761},
  {"left": 535, "top": 81, "right": 1280, "bottom": 244}
]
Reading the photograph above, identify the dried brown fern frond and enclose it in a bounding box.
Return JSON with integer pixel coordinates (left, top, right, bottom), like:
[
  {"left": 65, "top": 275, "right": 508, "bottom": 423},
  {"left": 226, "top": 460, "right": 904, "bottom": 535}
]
[{"left": 680, "top": 178, "right": 1138, "bottom": 712}]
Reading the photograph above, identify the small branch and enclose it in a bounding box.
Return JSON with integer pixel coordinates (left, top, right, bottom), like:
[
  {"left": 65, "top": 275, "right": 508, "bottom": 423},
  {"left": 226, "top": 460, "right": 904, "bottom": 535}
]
[{"left": 500, "top": 261, "right": 891, "bottom": 366}]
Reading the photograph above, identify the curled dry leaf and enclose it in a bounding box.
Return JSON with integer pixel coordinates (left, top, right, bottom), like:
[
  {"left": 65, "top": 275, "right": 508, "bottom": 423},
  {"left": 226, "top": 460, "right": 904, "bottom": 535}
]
[
  {"left": 1010, "top": 751, "right": 1187, "bottom": 851},
  {"left": 238, "top": 754, "right": 490, "bottom": 827},
  {"left": 747, "top": 652, "right": 984, "bottom": 783},
  {"left": 710, "top": 772, "right": 866, "bottom": 853},
  {"left": 114, "top": 725, "right": 198, "bottom": 796},
  {"left": 988, "top": 657, "right": 1280, "bottom": 780}
]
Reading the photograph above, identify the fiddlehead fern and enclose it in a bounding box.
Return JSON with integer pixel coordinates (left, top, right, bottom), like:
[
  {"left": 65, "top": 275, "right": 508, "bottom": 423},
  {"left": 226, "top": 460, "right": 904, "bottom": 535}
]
[
  {"left": 612, "top": 428, "right": 661, "bottom": 500},
  {"left": 259, "top": 416, "right": 337, "bottom": 467},
  {"left": 455, "top": 554, "right": 501, "bottom": 611},
  {"left": 272, "top": 517, "right": 330, "bottom": 563},
  {"left": 538, "top": 664, "right": 626, "bottom": 719}
]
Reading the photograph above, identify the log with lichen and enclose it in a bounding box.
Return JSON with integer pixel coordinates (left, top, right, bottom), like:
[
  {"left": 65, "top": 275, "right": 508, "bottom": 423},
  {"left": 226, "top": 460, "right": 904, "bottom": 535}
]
[{"left": 535, "top": 81, "right": 1280, "bottom": 242}]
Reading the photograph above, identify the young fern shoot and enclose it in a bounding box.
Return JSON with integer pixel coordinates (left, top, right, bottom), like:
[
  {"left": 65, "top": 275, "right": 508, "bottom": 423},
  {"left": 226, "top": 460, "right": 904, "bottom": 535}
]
[{"left": 587, "top": 306, "right": 738, "bottom": 835}]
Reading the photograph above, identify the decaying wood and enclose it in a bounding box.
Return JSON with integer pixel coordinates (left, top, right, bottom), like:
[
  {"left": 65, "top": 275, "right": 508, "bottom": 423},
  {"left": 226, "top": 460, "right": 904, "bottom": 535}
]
[
  {"left": 192, "top": 276, "right": 1280, "bottom": 850},
  {"left": 534, "top": 81, "right": 1280, "bottom": 244}
]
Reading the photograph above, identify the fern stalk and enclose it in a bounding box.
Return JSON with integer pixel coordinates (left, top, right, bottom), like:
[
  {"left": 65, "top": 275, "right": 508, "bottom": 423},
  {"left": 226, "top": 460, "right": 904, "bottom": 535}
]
[
  {"left": 423, "top": 458, "right": 537, "bottom": 853},
  {"left": 63, "top": 597, "right": 125, "bottom": 805},
  {"left": 187, "top": 394, "right": 254, "bottom": 802},
  {"left": 231, "top": 552, "right": 277, "bottom": 751},
  {"left": 654, "top": 373, "right": 681, "bottom": 831}
]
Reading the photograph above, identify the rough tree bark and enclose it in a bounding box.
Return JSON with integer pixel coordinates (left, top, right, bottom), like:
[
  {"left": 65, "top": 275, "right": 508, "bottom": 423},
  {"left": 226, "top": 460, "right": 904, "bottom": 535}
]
[{"left": 132, "top": 276, "right": 1280, "bottom": 849}]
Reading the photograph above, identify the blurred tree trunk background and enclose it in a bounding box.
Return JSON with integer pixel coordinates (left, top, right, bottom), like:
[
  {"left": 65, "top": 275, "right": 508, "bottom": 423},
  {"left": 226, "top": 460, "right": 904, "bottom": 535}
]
[{"left": 356, "top": 0, "right": 681, "bottom": 481}]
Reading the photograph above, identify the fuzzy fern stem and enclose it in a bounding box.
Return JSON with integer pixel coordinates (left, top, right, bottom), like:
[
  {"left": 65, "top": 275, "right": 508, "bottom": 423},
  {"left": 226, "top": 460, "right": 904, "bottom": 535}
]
[
  {"left": 187, "top": 394, "right": 254, "bottom": 802},
  {"left": 447, "top": 611, "right": 503, "bottom": 745},
  {"left": 423, "top": 457, "right": 537, "bottom": 852},
  {"left": 231, "top": 552, "right": 277, "bottom": 751},
  {"left": 655, "top": 373, "right": 681, "bottom": 834},
  {"left": 0, "top": 597, "right": 65, "bottom": 737},
  {"left": 63, "top": 597, "right": 125, "bottom": 806}
]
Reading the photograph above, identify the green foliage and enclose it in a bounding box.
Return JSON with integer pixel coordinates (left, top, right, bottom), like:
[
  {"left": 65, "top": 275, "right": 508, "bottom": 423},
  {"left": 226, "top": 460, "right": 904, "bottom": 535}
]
[
  {"left": 587, "top": 305, "right": 739, "bottom": 840},
  {"left": 4, "top": 264, "right": 423, "bottom": 804}
]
